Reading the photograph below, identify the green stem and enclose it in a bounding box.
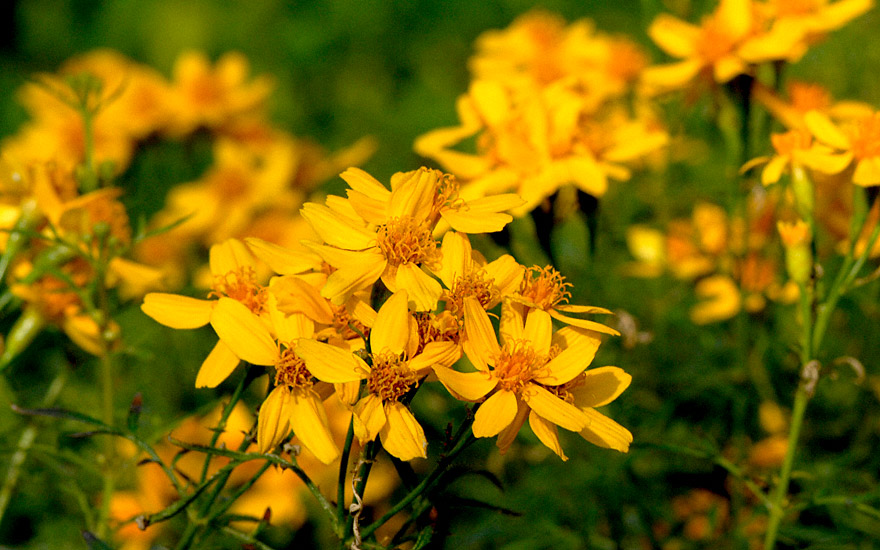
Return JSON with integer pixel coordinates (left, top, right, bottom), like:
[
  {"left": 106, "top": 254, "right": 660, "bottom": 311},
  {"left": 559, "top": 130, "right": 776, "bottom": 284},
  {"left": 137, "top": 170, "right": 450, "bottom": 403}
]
[
  {"left": 359, "top": 426, "right": 476, "bottom": 541},
  {"left": 0, "top": 369, "right": 68, "bottom": 522},
  {"left": 336, "top": 418, "right": 355, "bottom": 536},
  {"left": 343, "top": 439, "right": 381, "bottom": 546},
  {"left": 199, "top": 372, "right": 252, "bottom": 484},
  {"left": 763, "top": 386, "right": 809, "bottom": 550},
  {"left": 96, "top": 344, "right": 116, "bottom": 539}
]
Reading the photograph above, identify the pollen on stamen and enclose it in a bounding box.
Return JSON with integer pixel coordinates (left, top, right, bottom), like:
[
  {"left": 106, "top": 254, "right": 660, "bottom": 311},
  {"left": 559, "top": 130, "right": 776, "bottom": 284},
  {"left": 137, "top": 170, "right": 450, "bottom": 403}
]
[
  {"left": 444, "top": 270, "right": 498, "bottom": 317},
  {"left": 275, "top": 344, "right": 313, "bottom": 388},
  {"left": 368, "top": 352, "right": 418, "bottom": 402},
  {"left": 492, "top": 340, "right": 552, "bottom": 393},
  {"left": 519, "top": 265, "right": 572, "bottom": 310},
  {"left": 209, "top": 266, "right": 267, "bottom": 314},
  {"left": 375, "top": 216, "right": 440, "bottom": 268}
]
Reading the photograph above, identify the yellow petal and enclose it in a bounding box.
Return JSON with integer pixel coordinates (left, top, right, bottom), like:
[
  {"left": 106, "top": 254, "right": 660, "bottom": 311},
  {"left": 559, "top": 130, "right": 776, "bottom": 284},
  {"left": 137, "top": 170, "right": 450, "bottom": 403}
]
[
  {"left": 522, "top": 384, "right": 587, "bottom": 432},
  {"left": 579, "top": 408, "right": 633, "bottom": 452},
  {"left": 639, "top": 60, "right": 702, "bottom": 94},
  {"left": 195, "top": 340, "right": 241, "bottom": 388},
  {"left": 690, "top": 275, "right": 742, "bottom": 324},
  {"left": 717, "top": 0, "right": 752, "bottom": 39},
  {"left": 141, "top": 293, "right": 213, "bottom": 329},
  {"left": 346, "top": 189, "right": 388, "bottom": 224},
  {"left": 258, "top": 386, "right": 292, "bottom": 453},
  {"left": 319, "top": 250, "right": 387, "bottom": 305},
  {"left": 295, "top": 338, "right": 367, "bottom": 383},
  {"left": 353, "top": 393, "right": 386, "bottom": 444},
  {"left": 380, "top": 401, "right": 427, "bottom": 461},
  {"left": 761, "top": 155, "right": 788, "bottom": 185},
  {"left": 245, "top": 237, "right": 321, "bottom": 275},
  {"left": 300, "top": 203, "right": 375, "bottom": 250},
  {"left": 548, "top": 310, "right": 620, "bottom": 336},
  {"left": 853, "top": 157, "right": 880, "bottom": 187},
  {"left": 440, "top": 194, "right": 522, "bottom": 234},
  {"left": 554, "top": 304, "right": 614, "bottom": 315},
  {"left": 394, "top": 263, "right": 442, "bottom": 312},
  {"left": 470, "top": 80, "right": 510, "bottom": 127},
  {"left": 436, "top": 231, "right": 473, "bottom": 289},
  {"left": 499, "top": 301, "right": 525, "bottom": 345},
  {"left": 528, "top": 410, "right": 567, "bottom": 461},
  {"left": 647, "top": 14, "right": 699, "bottom": 58},
  {"left": 210, "top": 298, "right": 277, "bottom": 365},
  {"left": 409, "top": 341, "right": 461, "bottom": 373},
  {"left": 534, "top": 332, "right": 601, "bottom": 386},
  {"left": 804, "top": 110, "right": 851, "bottom": 150},
  {"left": 496, "top": 399, "right": 529, "bottom": 455},
  {"left": 571, "top": 366, "right": 632, "bottom": 408},
  {"left": 289, "top": 390, "right": 339, "bottom": 464},
  {"left": 485, "top": 255, "right": 524, "bottom": 297},
  {"left": 463, "top": 296, "right": 500, "bottom": 369},
  {"left": 340, "top": 167, "right": 391, "bottom": 202},
  {"left": 432, "top": 366, "right": 496, "bottom": 401},
  {"left": 270, "top": 275, "right": 335, "bottom": 325},
  {"left": 389, "top": 168, "right": 438, "bottom": 220},
  {"left": 522, "top": 309, "right": 552, "bottom": 356},
  {"left": 473, "top": 390, "right": 519, "bottom": 438},
  {"left": 371, "top": 290, "right": 410, "bottom": 355},
  {"left": 210, "top": 238, "right": 254, "bottom": 276}
]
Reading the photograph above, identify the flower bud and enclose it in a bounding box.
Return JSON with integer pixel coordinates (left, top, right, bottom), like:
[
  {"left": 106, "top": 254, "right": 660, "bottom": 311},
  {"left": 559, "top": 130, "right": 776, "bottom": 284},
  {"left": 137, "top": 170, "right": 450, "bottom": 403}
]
[{"left": 778, "top": 219, "right": 812, "bottom": 285}]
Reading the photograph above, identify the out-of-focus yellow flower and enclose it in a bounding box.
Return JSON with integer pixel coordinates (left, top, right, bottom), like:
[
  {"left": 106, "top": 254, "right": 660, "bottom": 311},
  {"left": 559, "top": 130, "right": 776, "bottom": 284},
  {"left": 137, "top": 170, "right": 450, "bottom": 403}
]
[
  {"left": 433, "top": 298, "right": 630, "bottom": 460},
  {"left": 743, "top": 129, "right": 850, "bottom": 185},
  {"left": 642, "top": 0, "right": 808, "bottom": 95},
  {"left": 301, "top": 167, "right": 520, "bottom": 310},
  {"left": 296, "top": 290, "right": 461, "bottom": 461},
  {"left": 753, "top": 80, "right": 874, "bottom": 130},
  {"left": 756, "top": 0, "right": 874, "bottom": 41},
  {"left": 469, "top": 10, "right": 648, "bottom": 105},
  {"left": 165, "top": 51, "right": 274, "bottom": 136},
  {"left": 805, "top": 109, "right": 880, "bottom": 186}
]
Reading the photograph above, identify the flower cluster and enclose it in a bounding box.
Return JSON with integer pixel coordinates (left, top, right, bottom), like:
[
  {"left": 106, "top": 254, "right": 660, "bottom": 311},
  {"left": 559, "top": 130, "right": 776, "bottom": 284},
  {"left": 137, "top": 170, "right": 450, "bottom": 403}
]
[
  {"left": 415, "top": 11, "right": 668, "bottom": 216},
  {"left": 143, "top": 166, "right": 632, "bottom": 462}
]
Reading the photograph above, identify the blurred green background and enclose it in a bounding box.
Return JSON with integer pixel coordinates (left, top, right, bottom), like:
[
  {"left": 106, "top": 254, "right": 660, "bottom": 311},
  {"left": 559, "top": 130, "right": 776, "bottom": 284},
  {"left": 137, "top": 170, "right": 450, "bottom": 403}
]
[{"left": 2, "top": 1, "right": 880, "bottom": 549}]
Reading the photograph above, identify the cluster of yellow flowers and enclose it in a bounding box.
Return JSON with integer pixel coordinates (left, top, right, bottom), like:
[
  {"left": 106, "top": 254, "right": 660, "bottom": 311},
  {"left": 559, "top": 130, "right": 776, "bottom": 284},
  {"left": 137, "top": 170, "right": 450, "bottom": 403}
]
[
  {"left": 415, "top": 11, "right": 668, "bottom": 216},
  {"left": 143, "top": 166, "right": 632, "bottom": 463}
]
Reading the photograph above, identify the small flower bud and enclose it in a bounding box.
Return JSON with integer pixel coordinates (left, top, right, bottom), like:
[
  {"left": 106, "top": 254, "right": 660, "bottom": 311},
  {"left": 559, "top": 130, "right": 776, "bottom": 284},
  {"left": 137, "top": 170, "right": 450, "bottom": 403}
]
[{"left": 778, "top": 220, "right": 812, "bottom": 284}]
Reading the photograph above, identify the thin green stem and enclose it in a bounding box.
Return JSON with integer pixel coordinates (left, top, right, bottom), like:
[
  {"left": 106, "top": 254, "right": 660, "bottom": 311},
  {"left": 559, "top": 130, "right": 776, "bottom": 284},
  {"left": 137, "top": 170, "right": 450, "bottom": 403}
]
[
  {"left": 199, "top": 372, "right": 251, "bottom": 484},
  {"left": 763, "top": 386, "right": 809, "bottom": 550},
  {"left": 336, "top": 418, "right": 355, "bottom": 536}
]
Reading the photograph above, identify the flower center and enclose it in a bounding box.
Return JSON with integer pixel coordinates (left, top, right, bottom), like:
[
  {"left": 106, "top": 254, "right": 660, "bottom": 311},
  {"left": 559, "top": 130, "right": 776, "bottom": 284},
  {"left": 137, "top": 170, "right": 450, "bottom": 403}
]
[
  {"left": 771, "top": 130, "right": 812, "bottom": 156},
  {"left": 519, "top": 265, "right": 571, "bottom": 309},
  {"left": 368, "top": 352, "right": 417, "bottom": 402},
  {"left": 375, "top": 216, "right": 440, "bottom": 268},
  {"left": 331, "top": 302, "right": 371, "bottom": 342},
  {"left": 444, "top": 270, "right": 498, "bottom": 317},
  {"left": 492, "top": 340, "right": 552, "bottom": 393},
  {"left": 788, "top": 81, "right": 831, "bottom": 113},
  {"left": 605, "top": 38, "right": 648, "bottom": 84},
  {"left": 275, "top": 344, "right": 313, "bottom": 388},
  {"left": 432, "top": 171, "right": 462, "bottom": 216},
  {"left": 850, "top": 113, "right": 880, "bottom": 160},
  {"left": 209, "top": 266, "right": 267, "bottom": 314},
  {"left": 413, "top": 311, "right": 460, "bottom": 354}
]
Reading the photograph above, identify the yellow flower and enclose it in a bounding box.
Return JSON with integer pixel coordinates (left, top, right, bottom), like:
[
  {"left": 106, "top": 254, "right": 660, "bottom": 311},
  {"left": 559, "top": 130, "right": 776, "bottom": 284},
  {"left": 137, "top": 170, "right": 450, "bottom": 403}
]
[
  {"left": 753, "top": 80, "right": 874, "bottom": 130},
  {"left": 433, "top": 298, "right": 629, "bottom": 460},
  {"left": 743, "top": 129, "right": 850, "bottom": 185},
  {"left": 141, "top": 238, "right": 268, "bottom": 387},
  {"left": 301, "top": 167, "right": 521, "bottom": 310},
  {"left": 805, "top": 109, "right": 880, "bottom": 186},
  {"left": 165, "top": 51, "right": 274, "bottom": 136},
  {"left": 642, "top": 0, "right": 806, "bottom": 94},
  {"left": 296, "top": 290, "right": 461, "bottom": 461}
]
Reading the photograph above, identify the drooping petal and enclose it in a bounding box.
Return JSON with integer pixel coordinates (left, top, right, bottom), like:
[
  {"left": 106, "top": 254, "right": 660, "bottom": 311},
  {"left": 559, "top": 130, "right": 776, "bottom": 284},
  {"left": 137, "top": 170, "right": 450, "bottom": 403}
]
[
  {"left": 549, "top": 310, "right": 620, "bottom": 336},
  {"left": 534, "top": 332, "right": 601, "bottom": 386},
  {"left": 571, "top": 366, "right": 632, "bottom": 408},
  {"left": 353, "top": 394, "right": 386, "bottom": 444},
  {"left": 210, "top": 297, "right": 277, "bottom": 366},
  {"left": 432, "top": 366, "right": 496, "bottom": 401},
  {"left": 522, "top": 384, "right": 587, "bottom": 432},
  {"left": 270, "top": 276, "right": 334, "bottom": 325},
  {"left": 579, "top": 408, "right": 633, "bottom": 452},
  {"left": 394, "top": 263, "right": 442, "bottom": 312},
  {"left": 853, "top": 157, "right": 880, "bottom": 187},
  {"left": 463, "top": 296, "right": 500, "bottom": 369},
  {"left": 440, "top": 195, "right": 521, "bottom": 234},
  {"left": 257, "top": 386, "right": 293, "bottom": 453},
  {"left": 319, "top": 250, "right": 387, "bottom": 305},
  {"left": 473, "top": 390, "right": 518, "bottom": 438},
  {"left": 761, "top": 155, "right": 789, "bottom": 185},
  {"left": 141, "top": 293, "right": 213, "bottom": 329},
  {"left": 289, "top": 390, "right": 340, "bottom": 464},
  {"left": 195, "top": 340, "right": 241, "bottom": 388},
  {"left": 522, "top": 309, "right": 552, "bottom": 356},
  {"left": 529, "top": 410, "right": 567, "bottom": 461},
  {"left": 380, "top": 401, "right": 428, "bottom": 461},
  {"left": 496, "top": 399, "right": 529, "bottom": 455}
]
